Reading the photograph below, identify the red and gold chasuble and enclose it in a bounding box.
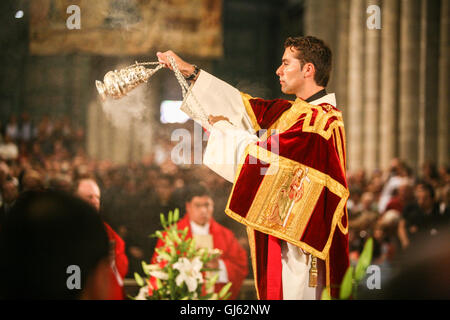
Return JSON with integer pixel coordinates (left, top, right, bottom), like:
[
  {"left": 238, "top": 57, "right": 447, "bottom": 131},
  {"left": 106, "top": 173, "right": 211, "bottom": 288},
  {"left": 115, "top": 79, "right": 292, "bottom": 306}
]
[{"left": 224, "top": 93, "right": 350, "bottom": 299}]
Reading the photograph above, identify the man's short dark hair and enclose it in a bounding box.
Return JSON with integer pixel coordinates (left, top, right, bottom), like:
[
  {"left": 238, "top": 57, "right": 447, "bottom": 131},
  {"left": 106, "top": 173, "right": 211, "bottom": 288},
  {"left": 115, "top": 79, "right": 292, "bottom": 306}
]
[
  {"left": 184, "top": 184, "right": 212, "bottom": 203},
  {"left": 0, "top": 190, "right": 109, "bottom": 299},
  {"left": 284, "top": 36, "right": 332, "bottom": 87}
]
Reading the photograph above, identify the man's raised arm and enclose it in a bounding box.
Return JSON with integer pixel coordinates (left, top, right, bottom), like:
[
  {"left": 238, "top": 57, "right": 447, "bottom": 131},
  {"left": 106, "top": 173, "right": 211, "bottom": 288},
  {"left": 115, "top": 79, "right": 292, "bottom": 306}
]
[{"left": 156, "top": 51, "right": 254, "bottom": 132}]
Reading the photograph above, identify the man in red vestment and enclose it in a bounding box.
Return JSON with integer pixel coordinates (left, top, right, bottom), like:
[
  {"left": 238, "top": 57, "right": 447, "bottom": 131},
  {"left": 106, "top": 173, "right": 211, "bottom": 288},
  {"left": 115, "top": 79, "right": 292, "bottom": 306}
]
[
  {"left": 76, "top": 178, "right": 129, "bottom": 300},
  {"left": 157, "top": 36, "right": 349, "bottom": 299},
  {"left": 152, "top": 184, "right": 248, "bottom": 299}
]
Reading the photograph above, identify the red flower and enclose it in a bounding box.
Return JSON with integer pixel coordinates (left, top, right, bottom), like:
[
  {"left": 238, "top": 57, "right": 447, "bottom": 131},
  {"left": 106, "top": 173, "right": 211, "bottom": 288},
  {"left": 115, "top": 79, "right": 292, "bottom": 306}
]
[{"left": 159, "top": 260, "right": 168, "bottom": 268}]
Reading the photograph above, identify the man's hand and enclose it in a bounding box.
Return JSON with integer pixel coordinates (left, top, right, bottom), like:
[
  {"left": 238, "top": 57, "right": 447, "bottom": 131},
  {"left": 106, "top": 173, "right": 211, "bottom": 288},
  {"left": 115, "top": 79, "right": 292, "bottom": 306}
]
[
  {"left": 156, "top": 50, "right": 196, "bottom": 79},
  {"left": 205, "top": 257, "right": 220, "bottom": 270},
  {"left": 208, "top": 115, "right": 230, "bottom": 125}
]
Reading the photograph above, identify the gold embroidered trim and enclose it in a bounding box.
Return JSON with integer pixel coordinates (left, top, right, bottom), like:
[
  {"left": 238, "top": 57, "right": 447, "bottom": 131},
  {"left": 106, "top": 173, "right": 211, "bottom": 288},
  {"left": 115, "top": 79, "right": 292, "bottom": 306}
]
[
  {"left": 225, "top": 144, "right": 350, "bottom": 261},
  {"left": 325, "top": 255, "right": 331, "bottom": 296},
  {"left": 259, "top": 99, "right": 344, "bottom": 142},
  {"left": 332, "top": 127, "right": 349, "bottom": 235},
  {"left": 240, "top": 92, "right": 261, "bottom": 132},
  {"left": 246, "top": 226, "right": 260, "bottom": 300}
]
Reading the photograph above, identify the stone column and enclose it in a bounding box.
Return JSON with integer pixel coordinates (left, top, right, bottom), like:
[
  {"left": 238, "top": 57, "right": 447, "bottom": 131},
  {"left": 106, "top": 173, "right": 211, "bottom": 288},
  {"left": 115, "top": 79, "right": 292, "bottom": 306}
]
[
  {"left": 335, "top": 0, "right": 350, "bottom": 123},
  {"left": 399, "top": 0, "right": 421, "bottom": 171},
  {"left": 364, "top": 0, "right": 381, "bottom": 172},
  {"left": 418, "top": 0, "right": 440, "bottom": 166},
  {"left": 438, "top": 0, "right": 449, "bottom": 167},
  {"left": 379, "top": 0, "right": 400, "bottom": 170},
  {"left": 304, "top": 0, "right": 339, "bottom": 93},
  {"left": 347, "top": 0, "right": 366, "bottom": 171}
]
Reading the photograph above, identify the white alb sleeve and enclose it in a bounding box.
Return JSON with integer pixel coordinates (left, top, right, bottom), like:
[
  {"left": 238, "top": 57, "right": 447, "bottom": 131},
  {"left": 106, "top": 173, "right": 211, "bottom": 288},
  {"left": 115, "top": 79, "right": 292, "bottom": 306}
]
[
  {"left": 203, "top": 120, "right": 259, "bottom": 182},
  {"left": 181, "top": 70, "right": 254, "bottom": 132}
]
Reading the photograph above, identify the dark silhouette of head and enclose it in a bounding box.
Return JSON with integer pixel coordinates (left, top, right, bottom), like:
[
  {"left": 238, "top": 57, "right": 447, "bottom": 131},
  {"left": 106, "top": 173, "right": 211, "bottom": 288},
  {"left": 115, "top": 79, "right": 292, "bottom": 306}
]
[{"left": 0, "top": 190, "right": 110, "bottom": 299}]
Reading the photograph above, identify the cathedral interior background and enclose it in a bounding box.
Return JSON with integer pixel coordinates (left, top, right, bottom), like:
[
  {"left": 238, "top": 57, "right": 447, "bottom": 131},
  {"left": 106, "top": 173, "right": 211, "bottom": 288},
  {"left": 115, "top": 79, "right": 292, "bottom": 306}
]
[{"left": 0, "top": 0, "right": 448, "bottom": 299}]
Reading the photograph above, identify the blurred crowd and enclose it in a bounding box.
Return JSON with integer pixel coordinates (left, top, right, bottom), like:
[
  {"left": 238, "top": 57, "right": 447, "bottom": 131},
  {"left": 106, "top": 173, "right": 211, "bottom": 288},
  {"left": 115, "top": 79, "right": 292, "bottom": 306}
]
[
  {"left": 0, "top": 113, "right": 236, "bottom": 277},
  {"left": 1, "top": 113, "right": 449, "bottom": 280},
  {"left": 347, "top": 159, "right": 450, "bottom": 268}
]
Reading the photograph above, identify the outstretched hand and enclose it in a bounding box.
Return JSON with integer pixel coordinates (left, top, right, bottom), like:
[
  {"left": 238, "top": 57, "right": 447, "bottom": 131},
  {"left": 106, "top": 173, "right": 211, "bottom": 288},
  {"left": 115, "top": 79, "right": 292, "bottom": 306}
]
[
  {"left": 208, "top": 115, "right": 231, "bottom": 125},
  {"left": 156, "top": 50, "right": 196, "bottom": 78}
]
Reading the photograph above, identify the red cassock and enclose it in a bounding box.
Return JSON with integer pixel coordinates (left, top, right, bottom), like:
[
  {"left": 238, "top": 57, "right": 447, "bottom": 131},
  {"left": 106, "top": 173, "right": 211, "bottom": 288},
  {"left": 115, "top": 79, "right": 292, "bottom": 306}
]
[
  {"left": 103, "top": 222, "right": 129, "bottom": 300},
  {"left": 223, "top": 94, "right": 350, "bottom": 299},
  {"left": 152, "top": 215, "right": 248, "bottom": 299}
]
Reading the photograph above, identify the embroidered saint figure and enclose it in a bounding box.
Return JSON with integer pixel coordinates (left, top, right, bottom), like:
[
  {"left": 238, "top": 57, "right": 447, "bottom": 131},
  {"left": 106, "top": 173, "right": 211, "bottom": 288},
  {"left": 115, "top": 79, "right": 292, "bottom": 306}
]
[{"left": 269, "top": 167, "right": 310, "bottom": 227}]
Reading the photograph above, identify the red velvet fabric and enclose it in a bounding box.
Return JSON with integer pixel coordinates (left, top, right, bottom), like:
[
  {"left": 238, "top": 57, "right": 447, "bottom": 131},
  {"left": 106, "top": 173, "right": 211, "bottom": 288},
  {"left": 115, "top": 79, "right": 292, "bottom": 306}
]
[
  {"left": 249, "top": 98, "right": 293, "bottom": 129},
  {"left": 253, "top": 229, "right": 268, "bottom": 299},
  {"left": 309, "top": 108, "right": 319, "bottom": 126},
  {"left": 152, "top": 215, "right": 248, "bottom": 300},
  {"left": 266, "top": 235, "right": 283, "bottom": 300},
  {"left": 300, "top": 188, "right": 341, "bottom": 251},
  {"left": 103, "top": 222, "right": 129, "bottom": 300},
  {"left": 230, "top": 97, "right": 349, "bottom": 300},
  {"left": 324, "top": 116, "right": 338, "bottom": 131},
  {"left": 228, "top": 155, "right": 270, "bottom": 217},
  {"left": 261, "top": 121, "right": 347, "bottom": 187},
  {"left": 328, "top": 225, "right": 349, "bottom": 299}
]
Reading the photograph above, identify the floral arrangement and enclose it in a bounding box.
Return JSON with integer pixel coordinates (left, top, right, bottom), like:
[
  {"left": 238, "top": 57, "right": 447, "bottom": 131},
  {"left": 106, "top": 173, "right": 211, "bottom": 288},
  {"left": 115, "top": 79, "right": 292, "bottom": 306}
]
[{"left": 133, "top": 209, "right": 232, "bottom": 300}]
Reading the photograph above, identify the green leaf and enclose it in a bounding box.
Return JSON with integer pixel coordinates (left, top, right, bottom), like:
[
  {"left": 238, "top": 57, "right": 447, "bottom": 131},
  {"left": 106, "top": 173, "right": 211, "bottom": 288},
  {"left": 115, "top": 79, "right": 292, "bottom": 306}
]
[
  {"left": 321, "top": 287, "right": 332, "bottom": 300},
  {"left": 160, "top": 213, "right": 166, "bottom": 228},
  {"left": 355, "top": 237, "right": 374, "bottom": 281},
  {"left": 173, "top": 208, "right": 179, "bottom": 223},
  {"left": 222, "top": 292, "right": 232, "bottom": 300},
  {"left": 171, "top": 228, "right": 182, "bottom": 244},
  {"left": 339, "top": 266, "right": 354, "bottom": 300},
  {"left": 156, "top": 278, "right": 162, "bottom": 290},
  {"left": 218, "top": 282, "right": 232, "bottom": 299},
  {"left": 206, "top": 273, "right": 219, "bottom": 290},
  {"left": 134, "top": 272, "right": 145, "bottom": 287},
  {"left": 155, "top": 230, "right": 164, "bottom": 240},
  {"left": 198, "top": 293, "right": 214, "bottom": 300},
  {"left": 168, "top": 210, "right": 173, "bottom": 225},
  {"left": 141, "top": 261, "right": 150, "bottom": 276}
]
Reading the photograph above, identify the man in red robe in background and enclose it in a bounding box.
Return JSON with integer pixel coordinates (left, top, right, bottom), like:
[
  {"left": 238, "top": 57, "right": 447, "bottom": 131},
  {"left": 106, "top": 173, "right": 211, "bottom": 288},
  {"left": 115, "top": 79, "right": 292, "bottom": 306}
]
[
  {"left": 157, "top": 36, "right": 349, "bottom": 299},
  {"left": 76, "top": 178, "right": 129, "bottom": 300},
  {"left": 152, "top": 184, "right": 248, "bottom": 299}
]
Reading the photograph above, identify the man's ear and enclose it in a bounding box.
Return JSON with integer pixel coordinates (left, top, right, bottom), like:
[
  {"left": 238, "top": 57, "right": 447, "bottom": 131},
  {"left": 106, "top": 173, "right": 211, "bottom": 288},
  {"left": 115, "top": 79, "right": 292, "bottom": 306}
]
[
  {"left": 302, "top": 62, "right": 316, "bottom": 78},
  {"left": 81, "top": 258, "right": 111, "bottom": 300}
]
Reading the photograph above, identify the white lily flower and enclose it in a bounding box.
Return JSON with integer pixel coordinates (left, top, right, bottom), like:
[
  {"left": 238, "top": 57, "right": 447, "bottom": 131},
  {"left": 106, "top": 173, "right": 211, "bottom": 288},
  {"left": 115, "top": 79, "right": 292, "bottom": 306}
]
[
  {"left": 173, "top": 257, "right": 204, "bottom": 292},
  {"left": 135, "top": 286, "right": 148, "bottom": 300},
  {"left": 144, "top": 263, "right": 161, "bottom": 272},
  {"left": 149, "top": 270, "right": 169, "bottom": 280}
]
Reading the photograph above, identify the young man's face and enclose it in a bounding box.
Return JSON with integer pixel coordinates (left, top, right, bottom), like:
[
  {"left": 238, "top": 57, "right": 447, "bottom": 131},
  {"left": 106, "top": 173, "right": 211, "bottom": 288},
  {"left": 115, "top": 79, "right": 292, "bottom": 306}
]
[
  {"left": 276, "top": 47, "right": 304, "bottom": 95},
  {"left": 186, "top": 195, "right": 214, "bottom": 226}
]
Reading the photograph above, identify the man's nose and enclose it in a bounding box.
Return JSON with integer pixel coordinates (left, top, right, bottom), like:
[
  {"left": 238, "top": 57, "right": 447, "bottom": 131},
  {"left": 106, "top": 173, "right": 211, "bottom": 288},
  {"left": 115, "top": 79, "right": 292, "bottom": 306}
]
[{"left": 276, "top": 66, "right": 282, "bottom": 76}]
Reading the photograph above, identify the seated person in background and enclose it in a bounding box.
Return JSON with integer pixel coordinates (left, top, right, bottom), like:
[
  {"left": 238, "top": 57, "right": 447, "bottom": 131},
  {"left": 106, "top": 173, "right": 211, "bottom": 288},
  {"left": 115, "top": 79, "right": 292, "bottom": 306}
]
[
  {"left": 0, "top": 190, "right": 111, "bottom": 299},
  {"left": 398, "top": 182, "right": 450, "bottom": 250},
  {"left": 75, "top": 178, "right": 129, "bottom": 300},
  {"left": 152, "top": 184, "right": 248, "bottom": 299}
]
